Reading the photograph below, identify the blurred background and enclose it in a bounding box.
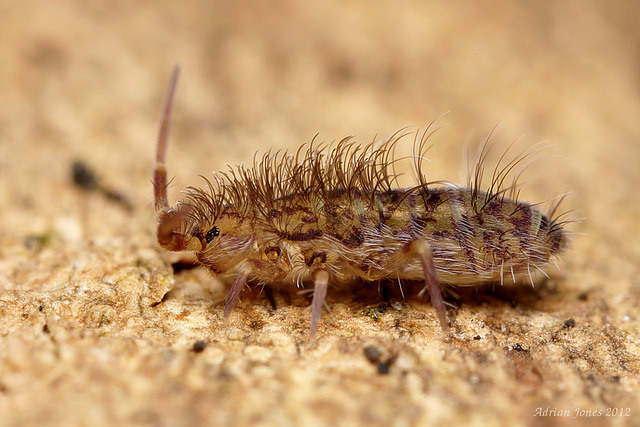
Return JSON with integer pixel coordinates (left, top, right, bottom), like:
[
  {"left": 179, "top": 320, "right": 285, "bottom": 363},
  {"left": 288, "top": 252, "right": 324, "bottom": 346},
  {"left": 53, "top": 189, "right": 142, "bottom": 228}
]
[
  {"left": 1, "top": 0, "right": 639, "bottom": 227},
  {"left": 2, "top": 0, "right": 639, "bottom": 282}
]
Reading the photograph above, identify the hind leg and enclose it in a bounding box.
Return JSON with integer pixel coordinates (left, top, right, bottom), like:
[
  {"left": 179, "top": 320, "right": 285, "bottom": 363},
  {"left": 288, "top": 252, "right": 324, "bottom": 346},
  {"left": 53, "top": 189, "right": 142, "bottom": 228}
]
[{"left": 405, "top": 239, "right": 449, "bottom": 333}]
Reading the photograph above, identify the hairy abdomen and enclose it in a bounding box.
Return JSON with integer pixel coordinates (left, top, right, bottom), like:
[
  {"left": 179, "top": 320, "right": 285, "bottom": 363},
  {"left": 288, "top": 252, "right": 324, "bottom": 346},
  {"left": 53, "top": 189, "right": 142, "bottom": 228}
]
[{"left": 263, "top": 186, "right": 566, "bottom": 286}]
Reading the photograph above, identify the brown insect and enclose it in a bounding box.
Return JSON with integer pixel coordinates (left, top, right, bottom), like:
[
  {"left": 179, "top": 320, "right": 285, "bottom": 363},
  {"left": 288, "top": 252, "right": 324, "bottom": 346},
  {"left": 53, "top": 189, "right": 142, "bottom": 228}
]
[{"left": 153, "top": 67, "right": 570, "bottom": 339}]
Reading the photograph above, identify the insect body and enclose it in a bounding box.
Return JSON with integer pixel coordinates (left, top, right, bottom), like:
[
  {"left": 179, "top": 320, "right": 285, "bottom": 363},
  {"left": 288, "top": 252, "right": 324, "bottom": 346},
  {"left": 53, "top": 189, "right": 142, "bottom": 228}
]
[{"left": 154, "top": 67, "right": 569, "bottom": 338}]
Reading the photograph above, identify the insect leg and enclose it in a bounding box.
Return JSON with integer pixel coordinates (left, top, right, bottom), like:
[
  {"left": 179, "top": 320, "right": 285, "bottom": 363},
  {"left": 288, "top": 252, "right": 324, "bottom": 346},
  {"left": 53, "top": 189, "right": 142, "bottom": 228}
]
[
  {"left": 310, "top": 270, "right": 329, "bottom": 340},
  {"left": 406, "top": 239, "right": 450, "bottom": 333},
  {"left": 224, "top": 269, "right": 249, "bottom": 320}
]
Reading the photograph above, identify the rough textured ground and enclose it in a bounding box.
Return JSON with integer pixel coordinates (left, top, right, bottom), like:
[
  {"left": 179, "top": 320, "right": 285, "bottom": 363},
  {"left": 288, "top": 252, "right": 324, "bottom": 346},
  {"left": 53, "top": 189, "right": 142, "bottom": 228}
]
[{"left": 1, "top": 1, "right": 639, "bottom": 426}]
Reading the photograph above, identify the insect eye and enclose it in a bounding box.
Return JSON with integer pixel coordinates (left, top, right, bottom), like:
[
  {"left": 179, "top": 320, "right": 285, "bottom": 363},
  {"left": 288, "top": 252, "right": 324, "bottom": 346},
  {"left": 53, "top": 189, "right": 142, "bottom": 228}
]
[{"left": 205, "top": 226, "right": 220, "bottom": 243}]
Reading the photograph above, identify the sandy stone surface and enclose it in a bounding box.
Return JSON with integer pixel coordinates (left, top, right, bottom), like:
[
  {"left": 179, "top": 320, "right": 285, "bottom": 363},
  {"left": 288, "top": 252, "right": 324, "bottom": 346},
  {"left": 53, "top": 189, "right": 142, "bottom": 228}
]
[{"left": 1, "top": 1, "right": 639, "bottom": 426}]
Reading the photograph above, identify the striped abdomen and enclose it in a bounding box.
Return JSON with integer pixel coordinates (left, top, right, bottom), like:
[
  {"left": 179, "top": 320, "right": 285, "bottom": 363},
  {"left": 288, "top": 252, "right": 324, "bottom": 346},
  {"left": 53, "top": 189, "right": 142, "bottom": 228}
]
[{"left": 260, "top": 186, "right": 567, "bottom": 286}]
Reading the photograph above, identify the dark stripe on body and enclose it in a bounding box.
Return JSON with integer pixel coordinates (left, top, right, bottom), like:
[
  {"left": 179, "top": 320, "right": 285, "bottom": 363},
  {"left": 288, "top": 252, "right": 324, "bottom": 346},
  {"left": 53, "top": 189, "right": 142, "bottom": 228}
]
[
  {"left": 407, "top": 192, "right": 417, "bottom": 237},
  {"left": 276, "top": 229, "right": 324, "bottom": 241},
  {"left": 507, "top": 203, "right": 532, "bottom": 253},
  {"left": 447, "top": 189, "right": 477, "bottom": 271}
]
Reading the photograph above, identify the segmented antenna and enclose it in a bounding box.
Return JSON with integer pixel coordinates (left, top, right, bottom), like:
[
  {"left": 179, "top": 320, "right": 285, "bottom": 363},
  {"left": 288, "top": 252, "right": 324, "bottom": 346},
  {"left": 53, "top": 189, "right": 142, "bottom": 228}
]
[{"left": 154, "top": 65, "right": 181, "bottom": 214}]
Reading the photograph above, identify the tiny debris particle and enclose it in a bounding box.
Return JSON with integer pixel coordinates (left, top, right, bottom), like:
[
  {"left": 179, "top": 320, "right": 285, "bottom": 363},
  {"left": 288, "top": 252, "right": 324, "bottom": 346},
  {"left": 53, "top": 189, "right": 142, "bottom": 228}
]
[
  {"left": 72, "top": 160, "right": 98, "bottom": 190},
  {"left": 376, "top": 362, "right": 390, "bottom": 374},
  {"left": 364, "top": 345, "right": 382, "bottom": 362},
  {"left": 192, "top": 340, "right": 207, "bottom": 353},
  {"left": 363, "top": 345, "right": 396, "bottom": 374},
  {"left": 24, "top": 234, "right": 51, "bottom": 250},
  {"left": 361, "top": 306, "right": 383, "bottom": 319},
  {"left": 473, "top": 335, "right": 482, "bottom": 340},
  {"left": 511, "top": 343, "right": 526, "bottom": 352},
  {"left": 249, "top": 320, "right": 264, "bottom": 331},
  {"left": 577, "top": 292, "right": 588, "bottom": 301},
  {"left": 71, "top": 159, "right": 133, "bottom": 210},
  {"left": 611, "top": 375, "right": 621, "bottom": 383},
  {"left": 563, "top": 318, "right": 576, "bottom": 328}
]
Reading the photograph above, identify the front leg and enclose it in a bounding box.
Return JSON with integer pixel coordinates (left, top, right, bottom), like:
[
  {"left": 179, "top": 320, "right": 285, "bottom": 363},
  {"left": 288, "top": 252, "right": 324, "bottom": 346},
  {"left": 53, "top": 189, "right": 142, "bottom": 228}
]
[
  {"left": 223, "top": 254, "right": 288, "bottom": 320},
  {"left": 302, "top": 250, "right": 332, "bottom": 340},
  {"left": 223, "top": 267, "right": 250, "bottom": 320},
  {"left": 310, "top": 270, "right": 329, "bottom": 340}
]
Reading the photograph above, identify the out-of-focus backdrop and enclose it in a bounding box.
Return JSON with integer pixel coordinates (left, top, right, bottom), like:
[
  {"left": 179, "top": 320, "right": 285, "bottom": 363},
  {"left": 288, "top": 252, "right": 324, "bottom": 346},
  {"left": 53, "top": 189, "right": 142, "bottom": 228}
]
[{"left": 1, "top": 1, "right": 639, "bottom": 425}]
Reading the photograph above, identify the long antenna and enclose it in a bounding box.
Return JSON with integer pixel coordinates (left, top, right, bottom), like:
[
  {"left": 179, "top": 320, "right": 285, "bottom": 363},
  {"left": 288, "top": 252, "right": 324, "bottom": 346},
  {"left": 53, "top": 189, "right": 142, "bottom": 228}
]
[{"left": 154, "top": 65, "right": 181, "bottom": 213}]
